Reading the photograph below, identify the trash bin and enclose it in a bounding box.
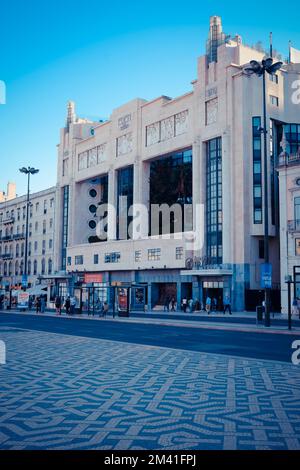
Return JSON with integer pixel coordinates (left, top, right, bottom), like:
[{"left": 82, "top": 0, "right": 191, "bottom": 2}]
[{"left": 256, "top": 306, "right": 263, "bottom": 322}]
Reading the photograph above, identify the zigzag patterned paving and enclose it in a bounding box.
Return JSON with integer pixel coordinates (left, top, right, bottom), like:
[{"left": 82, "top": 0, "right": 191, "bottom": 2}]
[{"left": 0, "top": 326, "right": 300, "bottom": 450}]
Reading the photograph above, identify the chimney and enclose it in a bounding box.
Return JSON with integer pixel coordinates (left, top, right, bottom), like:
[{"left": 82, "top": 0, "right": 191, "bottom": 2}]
[
  {"left": 66, "top": 100, "right": 76, "bottom": 128},
  {"left": 7, "top": 182, "right": 16, "bottom": 201}
]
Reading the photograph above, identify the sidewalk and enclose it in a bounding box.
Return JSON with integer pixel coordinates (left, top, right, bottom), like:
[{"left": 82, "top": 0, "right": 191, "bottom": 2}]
[{"left": 1, "top": 307, "right": 300, "bottom": 336}]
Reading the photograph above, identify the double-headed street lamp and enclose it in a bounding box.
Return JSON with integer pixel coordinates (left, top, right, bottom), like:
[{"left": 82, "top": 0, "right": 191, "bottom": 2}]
[
  {"left": 19, "top": 167, "right": 39, "bottom": 288},
  {"left": 244, "top": 58, "right": 282, "bottom": 327}
]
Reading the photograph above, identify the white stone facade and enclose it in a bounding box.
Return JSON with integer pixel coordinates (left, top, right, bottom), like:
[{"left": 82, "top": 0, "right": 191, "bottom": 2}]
[{"left": 0, "top": 187, "right": 56, "bottom": 288}]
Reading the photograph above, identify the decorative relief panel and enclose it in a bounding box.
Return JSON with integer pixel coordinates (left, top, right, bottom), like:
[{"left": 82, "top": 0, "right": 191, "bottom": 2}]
[
  {"left": 146, "top": 110, "right": 189, "bottom": 147},
  {"left": 78, "top": 144, "right": 107, "bottom": 171},
  {"left": 97, "top": 143, "right": 107, "bottom": 163},
  {"left": 117, "top": 132, "right": 133, "bottom": 157},
  {"left": 175, "top": 110, "right": 189, "bottom": 136},
  {"left": 146, "top": 122, "right": 160, "bottom": 146},
  {"left": 88, "top": 147, "right": 97, "bottom": 167},
  {"left": 78, "top": 151, "right": 88, "bottom": 171},
  {"left": 161, "top": 116, "right": 175, "bottom": 141},
  {"left": 206, "top": 98, "right": 218, "bottom": 125}
]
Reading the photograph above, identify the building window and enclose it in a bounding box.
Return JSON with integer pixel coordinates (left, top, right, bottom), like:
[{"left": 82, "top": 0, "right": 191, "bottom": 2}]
[
  {"left": 75, "top": 255, "right": 83, "bottom": 265},
  {"left": 206, "top": 137, "right": 222, "bottom": 264},
  {"left": 148, "top": 248, "right": 161, "bottom": 261},
  {"left": 135, "top": 250, "right": 141, "bottom": 262},
  {"left": 33, "top": 260, "right": 37, "bottom": 275},
  {"left": 296, "top": 239, "right": 300, "bottom": 256},
  {"left": 36, "top": 202, "right": 39, "bottom": 213},
  {"left": 259, "top": 240, "right": 265, "bottom": 259},
  {"left": 176, "top": 246, "right": 184, "bottom": 260},
  {"left": 269, "top": 95, "right": 279, "bottom": 107},
  {"left": 34, "top": 241, "right": 38, "bottom": 252},
  {"left": 104, "top": 252, "right": 120, "bottom": 263},
  {"left": 269, "top": 74, "right": 278, "bottom": 84},
  {"left": 49, "top": 239, "right": 53, "bottom": 249},
  {"left": 117, "top": 166, "right": 133, "bottom": 240},
  {"left": 61, "top": 186, "right": 69, "bottom": 270},
  {"left": 284, "top": 124, "right": 300, "bottom": 156},
  {"left": 252, "top": 117, "right": 263, "bottom": 224},
  {"left": 48, "top": 259, "right": 53, "bottom": 274},
  {"left": 94, "top": 254, "right": 99, "bottom": 264},
  {"left": 149, "top": 148, "right": 193, "bottom": 235},
  {"left": 67, "top": 256, "right": 72, "bottom": 266}
]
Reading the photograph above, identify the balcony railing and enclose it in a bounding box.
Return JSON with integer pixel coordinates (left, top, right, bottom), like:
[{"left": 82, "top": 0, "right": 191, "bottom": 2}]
[
  {"left": 288, "top": 220, "right": 300, "bottom": 232},
  {"left": 2, "top": 216, "right": 15, "bottom": 224},
  {"left": 0, "top": 253, "right": 13, "bottom": 260},
  {"left": 278, "top": 153, "right": 300, "bottom": 167},
  {"left": 1, "top": 235, "right": 12, "bottom": 242},
  {"left": 13, "top": 233, "right": 25, "bottom": 240}
]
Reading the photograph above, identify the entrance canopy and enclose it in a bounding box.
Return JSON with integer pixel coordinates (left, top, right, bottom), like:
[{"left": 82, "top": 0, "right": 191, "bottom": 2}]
[{"left": 26, "top": 285, "right": 48, "bottom": 296}]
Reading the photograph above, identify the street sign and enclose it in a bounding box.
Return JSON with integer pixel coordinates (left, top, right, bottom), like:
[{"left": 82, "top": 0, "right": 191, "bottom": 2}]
[
  {"left": 260, "top": 263, "right": 272, "bottom": 289},
  {"left": 22, "top": 274, "right": 28, "bottom": 288}
]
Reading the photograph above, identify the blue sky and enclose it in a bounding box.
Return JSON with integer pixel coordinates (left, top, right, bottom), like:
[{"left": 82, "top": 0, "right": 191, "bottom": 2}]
[{"left": 0, "top": 0, "right": 299, "bottom": 196}]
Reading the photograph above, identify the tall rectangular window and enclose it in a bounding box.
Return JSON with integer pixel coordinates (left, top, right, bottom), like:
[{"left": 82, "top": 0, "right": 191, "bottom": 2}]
[
  {"left": 61, "top": 186, "right": 69, "bottom": 270},
  {"left": 252, "top": 117, "right": 262, "bottom": 224},
  {"left": 206, "top": 137, "right": 222, "bottom": 264},
  {"left": 117, "top": 166, "right": 133, "bottom": 240}
]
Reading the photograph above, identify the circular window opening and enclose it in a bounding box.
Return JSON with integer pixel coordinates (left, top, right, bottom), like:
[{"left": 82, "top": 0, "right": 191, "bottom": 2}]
[
  {"left": 89, "top": 204, "right": 97, "bottom": 214},
  {"left": 88, "top": 220, "right": 97, "bottom": 229},
  {"left": 89, "top": 188, "right": 97, "bottom": 198}
]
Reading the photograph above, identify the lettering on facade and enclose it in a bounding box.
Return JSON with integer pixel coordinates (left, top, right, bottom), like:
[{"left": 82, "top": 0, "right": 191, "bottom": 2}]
[
  {"left": 205, "top": 86, "right": 218, "bottom": 99},
  {"left": 118, "top": 114, "right": 131, "bottom": 131}
]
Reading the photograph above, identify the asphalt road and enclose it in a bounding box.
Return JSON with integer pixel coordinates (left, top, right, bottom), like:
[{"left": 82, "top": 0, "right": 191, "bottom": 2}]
[{"left": 0, "top": 312, "right": 297, "bottom": 363}]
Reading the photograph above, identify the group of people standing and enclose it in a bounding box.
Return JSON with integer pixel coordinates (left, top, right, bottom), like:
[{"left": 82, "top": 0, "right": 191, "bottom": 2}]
[
  {"left": 54, "top": 295, "right": 77, "bottom": 315},
  {"left": 163, "top": 294, "right": 232, "bottom": 315}
]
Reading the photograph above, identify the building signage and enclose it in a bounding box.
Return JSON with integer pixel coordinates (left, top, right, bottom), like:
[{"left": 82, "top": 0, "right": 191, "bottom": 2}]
[
  {"left": 118, "top": 114, "right": 131, "bottom": 131},
  {"left": 83, "top": 273, "right": 103, "bottom": 284},
  {"left": 22, "top": 274, "right": 28, "bottom": 288},
  {"left": 260, "top": 263, "right": 272, "bottom": 289},
  {"left": 205, "top": 86, "right": 218, "bottom": 100}
]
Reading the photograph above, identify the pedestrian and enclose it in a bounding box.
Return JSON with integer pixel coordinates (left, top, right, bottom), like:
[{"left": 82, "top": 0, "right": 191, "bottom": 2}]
[
  {"left": 182, "top": 297, "right": 187, "bottom": 313},
  {"left": 55, "top": 295, "right": 62, "bottom": 315},
  {"left": 212, "top": 297, "right": 217, "bottom": 313},
  {"left": 103, "top": 301, "right": 109, "bottom": 318},
  {"left": 292, "top": 297, "right": 298, "bottom": 316},
  {"left": 171, "top": 297, "right": 176, "bottom": 312},
  {"left": 65, "top": 296, "right": 71, "bottom": 315},
  {"left": 164, "top": 295, "right": 170, "bottom": 312},
  {"left": 40, "top": 295, "right": 46, "bottom": 313},
  {"left": 70, "top": 295, "right": 76, "bottom": 315},
  {"left": 35, "top": 296, "right": 41, "bottom": 314},
  {"left": 188, "top": 298, "right": 194, "bottom": 313},
  {"left": 205, "top": 296, "right": 211, "bottom": 314},
  {"left": 223, "top": 295, "right": 232, "bottom": 315}
]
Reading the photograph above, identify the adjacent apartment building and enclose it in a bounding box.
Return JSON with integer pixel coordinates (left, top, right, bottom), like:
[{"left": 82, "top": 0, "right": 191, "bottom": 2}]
[
  {"left": 53, "top": 16, "right": 300, "bottom": 312},
  {"left": 0, "top": 183, "right": 56, "bottom": 289}
]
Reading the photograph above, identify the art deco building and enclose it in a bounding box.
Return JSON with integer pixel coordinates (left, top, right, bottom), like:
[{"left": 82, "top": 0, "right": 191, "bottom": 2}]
[{"left": 53, "top": 16, "right": 300, "bottom": 312}]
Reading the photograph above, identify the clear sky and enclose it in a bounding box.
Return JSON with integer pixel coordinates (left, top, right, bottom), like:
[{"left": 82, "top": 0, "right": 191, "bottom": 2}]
[{"left": 0, "top": 0, "right": 299, "bottom": 196}]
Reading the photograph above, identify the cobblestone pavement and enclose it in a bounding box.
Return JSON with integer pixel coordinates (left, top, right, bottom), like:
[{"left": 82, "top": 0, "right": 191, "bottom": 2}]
[{"left": 0, "top": 325, "right": 300, "bottom": 450}]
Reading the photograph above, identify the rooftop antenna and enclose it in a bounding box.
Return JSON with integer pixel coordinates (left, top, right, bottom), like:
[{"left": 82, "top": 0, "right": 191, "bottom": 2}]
[
  {"left": 269, "top": 32, "right": 273, "bottom": 58},
  {"left": 288, "top": 40, "right": 292, "bottom": 63}
]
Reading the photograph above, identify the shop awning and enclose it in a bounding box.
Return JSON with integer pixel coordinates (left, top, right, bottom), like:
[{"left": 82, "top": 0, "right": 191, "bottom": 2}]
[{"left": 26, "top": 285, "right": 48, "bottom": 296}]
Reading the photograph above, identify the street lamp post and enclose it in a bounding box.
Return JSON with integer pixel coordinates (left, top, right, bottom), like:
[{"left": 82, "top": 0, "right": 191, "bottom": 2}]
[
  {"left": 244, "top": 58, "right": 282, "bottom": 327},
  {"left": 19, "top": 167, "right": 39, "bottom": 288}
]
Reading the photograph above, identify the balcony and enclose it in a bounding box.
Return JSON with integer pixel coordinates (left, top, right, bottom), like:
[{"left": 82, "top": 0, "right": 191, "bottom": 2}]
[
  {"left": 0, "top": 253, "right": 13, "bottom": 260},
  {"left": 278, "top": 153, "right": 300, "bottom": 167},
  {"left": 13, "top": 233, "right": 25, "bottom": 240},
  {"left": 2, "top": 216, "right": 15, "bottom": 224},
  {"left": 1, "top": 235, "right": 12, "bottom": 242},
  {"left": 288, "top": 220, "right": 300, "bottom": 232}
]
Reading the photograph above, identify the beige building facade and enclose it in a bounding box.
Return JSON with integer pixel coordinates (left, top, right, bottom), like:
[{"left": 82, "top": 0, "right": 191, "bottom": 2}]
[
  {"left": 0, "top": 186, "right": 56, "bottom": 289},
  {"left": 53, "top": 16, "right": 300, "bottom": 312}
]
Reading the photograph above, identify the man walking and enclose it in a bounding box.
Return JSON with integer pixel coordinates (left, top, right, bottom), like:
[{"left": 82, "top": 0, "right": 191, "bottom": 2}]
[
  {"left": 205, "top": 296, "right": 211, "bottom": 314},
  {"left": 223, "top": 295, "right": 232, "bottom": 315}
]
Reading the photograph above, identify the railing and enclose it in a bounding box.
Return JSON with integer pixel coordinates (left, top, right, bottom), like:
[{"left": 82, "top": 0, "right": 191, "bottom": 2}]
[
  {"left": 2, "top": 216, "right": 15, "bottom": 224},
  {"left": 278, "top": 153, "right": 300, "bottom": 167},
  {"left": 288, "top": 220, "right": 300, "bottom": 232},
  {"left": 0, "top": 253, "right": 13, "bottom": 260},
  {"left": 1, "top": 235, "right": 12, "bottom": 242},
  {"left": 13, "top": 233, "right": 25, "bottom": 240}
]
